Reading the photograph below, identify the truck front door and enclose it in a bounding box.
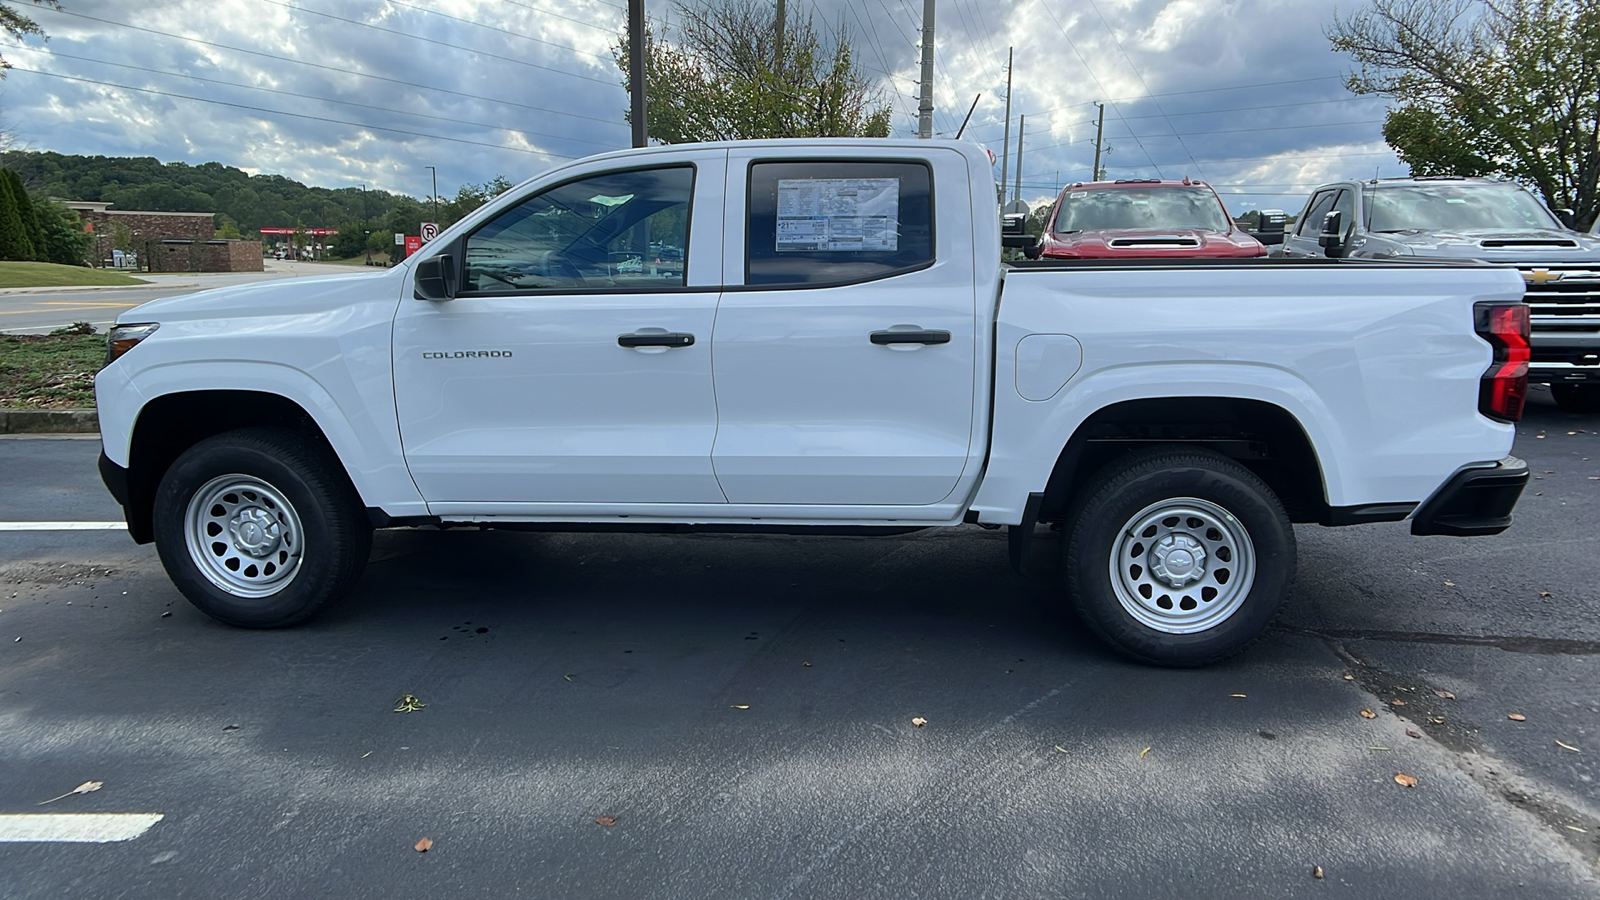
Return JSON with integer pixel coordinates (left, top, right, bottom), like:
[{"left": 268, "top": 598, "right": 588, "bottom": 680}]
[
  {"left": 709, "top": 152, "right": 979, "bottom": 507},
  {"left": 393, "top": 155, "right": 729, "bottom": 509}
]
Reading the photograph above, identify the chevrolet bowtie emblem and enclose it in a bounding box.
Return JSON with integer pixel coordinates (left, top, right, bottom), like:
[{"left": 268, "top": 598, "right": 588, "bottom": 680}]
[{"left": 1525, "top": 269, "right": 1564, "bottom": 285}]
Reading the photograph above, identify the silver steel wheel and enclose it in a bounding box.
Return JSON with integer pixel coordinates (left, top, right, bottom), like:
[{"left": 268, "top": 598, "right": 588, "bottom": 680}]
[
  {"left": 1108, "top": 497, "right": 1256, "bottom": 634},
  {"left": 183, "top": 474, "right": 305, "bottom": 598}
]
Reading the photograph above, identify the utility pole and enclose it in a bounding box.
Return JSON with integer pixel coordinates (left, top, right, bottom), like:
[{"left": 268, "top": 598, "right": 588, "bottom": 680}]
[
  {"left": 999, "top": 46, "right": 1013, "bottom": 202},
  {"left": 774, "top": 0, "right": 786, "bottom": 70},
  {"left": 628, "top": 0, "right": 648, "bottom": 148},
  {"left": 916, "top": 0, "right": 936, "bottom": 138},
  {"left": 1092, "top": 102, "right": 1106, "bottom": 181},
  {"left": 1013, "top": 115, "right": 1025, "bottom": 204}
]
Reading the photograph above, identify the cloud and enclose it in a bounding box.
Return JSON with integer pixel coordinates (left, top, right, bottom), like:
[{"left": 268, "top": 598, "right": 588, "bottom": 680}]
[{"left": 2, "top": 0, "right": 1400, "bottom": 214}]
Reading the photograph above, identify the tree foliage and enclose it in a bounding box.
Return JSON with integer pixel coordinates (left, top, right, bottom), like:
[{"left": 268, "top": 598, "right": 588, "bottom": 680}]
[
  {"left": 0, "top": 1, "right": 57, "bottom": 75},
  {"left": 615, "top": 0, "right": 892, "bottom": 143},
  {"left": 0, "top": 169, "right": 37, "bottom": 260},
  {"left": 1329, "top": 0, "right": 1600, "bottom": 229}
]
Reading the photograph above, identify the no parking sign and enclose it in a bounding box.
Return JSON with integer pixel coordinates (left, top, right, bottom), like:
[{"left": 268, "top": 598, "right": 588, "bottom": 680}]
[{"left": 420, "top": 222, "right": 439, "bottom": 243}]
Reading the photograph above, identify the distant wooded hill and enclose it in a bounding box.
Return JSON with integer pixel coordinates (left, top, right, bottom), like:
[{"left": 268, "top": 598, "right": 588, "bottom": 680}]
[{"left": 0, "top": 150, "right": 415, "bottom": 235}]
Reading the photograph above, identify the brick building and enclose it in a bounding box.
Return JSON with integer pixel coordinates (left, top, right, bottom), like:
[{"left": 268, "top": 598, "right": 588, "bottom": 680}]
[{"left": 62, "top": 201, "right": 264, "bottom": 272}]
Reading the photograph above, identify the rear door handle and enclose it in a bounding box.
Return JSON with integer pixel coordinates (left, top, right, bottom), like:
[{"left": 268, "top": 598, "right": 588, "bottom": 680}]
[
  {"left": 618, "top": 332, "right": 695, "bottom": 348},
  {"left": 870, "top": 329, "right": 951, "bottom": 346}
]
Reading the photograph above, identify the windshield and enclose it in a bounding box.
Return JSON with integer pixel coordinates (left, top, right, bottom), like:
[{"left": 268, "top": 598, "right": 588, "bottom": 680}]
[
  {"left": 1052, "top": 187, "right": 1232, "bottom": 233},
  {"left": 1366, "top": 183, "right": 1559, "bottom": 232}
]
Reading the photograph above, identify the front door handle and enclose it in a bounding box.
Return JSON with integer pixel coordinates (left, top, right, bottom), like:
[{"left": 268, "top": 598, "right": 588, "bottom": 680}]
[
  {"left": 870, "top": 329, "right": 951, "bottom": 346},
  {"left": 618, "top": 332, "right": 695, "bottom": 348}
]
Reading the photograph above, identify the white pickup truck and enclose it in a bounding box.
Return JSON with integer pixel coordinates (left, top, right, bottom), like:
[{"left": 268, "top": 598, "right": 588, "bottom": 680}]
[{"left": 95, "top": 139, "right": 1531, "bottom": 666}]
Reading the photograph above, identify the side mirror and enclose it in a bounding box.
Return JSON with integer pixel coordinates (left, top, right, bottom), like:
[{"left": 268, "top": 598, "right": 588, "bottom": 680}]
[
  {"left": 1252, "top": 230, "right": 1286, "bottom": 246},
  {"left": 1554, "top": 208, "right": 1577, "bottom": 230},
  {"left": 1000, "top": 212, "right": 1038, "bottom": 252},
  {"left": 414, "top": 253, "right": 458, "bottom": 301},
  {"left": 1318, "top": 210, "right": 1345, "bottom": 258}
]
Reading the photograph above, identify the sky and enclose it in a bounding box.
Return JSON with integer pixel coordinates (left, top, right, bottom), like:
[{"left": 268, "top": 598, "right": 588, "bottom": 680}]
[{"left": 0, "top": 0, "right": 1406, "bottom": 217}]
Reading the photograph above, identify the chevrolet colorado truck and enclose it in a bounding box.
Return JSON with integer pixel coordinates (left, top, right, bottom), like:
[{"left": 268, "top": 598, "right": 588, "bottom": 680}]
[
  {"left": 1028, "top": 179, "right": 1267, "bottom": 260},
  {"left": 1281, "top": 176, "right": 1600, "bottom": 413},
  {"left": 95, "top": 139, "right": 1531, "bottom": 667}
]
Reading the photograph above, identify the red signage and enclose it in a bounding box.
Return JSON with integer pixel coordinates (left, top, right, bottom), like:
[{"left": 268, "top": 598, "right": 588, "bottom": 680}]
[
  {"left": 404, "top": 235, "right": 422, "bottom": 258},
  {"left": 258, "top": 227, "right": 338, "bottom": 236}
]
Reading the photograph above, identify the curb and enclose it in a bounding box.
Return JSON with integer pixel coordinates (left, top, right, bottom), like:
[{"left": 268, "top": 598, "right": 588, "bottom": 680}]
[{"left": 0, "top": 409, "right": 99, "bottom": 434}]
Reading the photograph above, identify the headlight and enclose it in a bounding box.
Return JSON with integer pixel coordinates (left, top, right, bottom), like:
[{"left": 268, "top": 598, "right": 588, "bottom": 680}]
[{"left": 104, "top": 323, "right": 160, "bottom": 366}]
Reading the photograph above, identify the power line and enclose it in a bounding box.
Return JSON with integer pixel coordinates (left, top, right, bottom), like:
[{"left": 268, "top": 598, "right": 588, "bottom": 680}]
[
  {"left": 1021, "top": 119, "right": 1389, "bottom": 158},
  {"left": 1083, "top": 0, "right": 1203, "bottom": 178},
  {"left": 254, "top": 0, "right": 615, "bottom": 84},
  {"left": 379, "top": 0, "right": 615, "bottom": 59},
  {"left": 10, "top": 66, "right": 578, "bottom": 160},
  {"left": 34, "top": 8, "right": 627, "bottom": 128},
  {"left": 961, "top": 76, "right": 1350, "bottom": 136},
  {"left": 1034, "top": 2, "right": 1163, "bottom": 177},
  {"left": 13, "top": 47, "right": 625, "bottom": 150}
]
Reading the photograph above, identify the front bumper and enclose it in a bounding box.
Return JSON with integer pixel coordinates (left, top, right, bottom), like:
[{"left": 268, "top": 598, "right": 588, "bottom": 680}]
[
  {"left": 98, "top": 451, "right": 150, "bottom": 543},
  {"left": 1410, "top": 457, "right": 1529, "bottom": 537}
]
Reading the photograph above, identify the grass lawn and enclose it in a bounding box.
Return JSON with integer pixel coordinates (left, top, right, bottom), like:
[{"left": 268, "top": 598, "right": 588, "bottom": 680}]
[
  {"left": 0, "top": 331, "right": 102, "bottom": 408},
  {"left": 0, "top": 261, "right": 147, "bottom": 288}
]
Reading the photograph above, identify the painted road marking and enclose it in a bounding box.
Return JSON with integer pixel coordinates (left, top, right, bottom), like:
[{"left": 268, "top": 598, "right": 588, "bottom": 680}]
[
  {"left": 0, "top": 302, "right": 142, "bottom": 316},
  {"left": 0, "top": 813, "right": 163, "bottom": 842},
  {"left": 0, "top": 522, "right": 126, "bottom": 531}
]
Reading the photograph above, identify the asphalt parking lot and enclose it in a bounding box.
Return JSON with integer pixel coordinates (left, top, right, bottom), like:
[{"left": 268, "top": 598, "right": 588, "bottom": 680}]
[{"left": 1, "top": 390, "right": 1596, "bottom": 898}]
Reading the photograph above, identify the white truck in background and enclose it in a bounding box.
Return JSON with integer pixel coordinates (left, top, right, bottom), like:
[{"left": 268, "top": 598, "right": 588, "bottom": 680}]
[{"left": 95, "top": 139, "right": 1530, "bottom": 667}]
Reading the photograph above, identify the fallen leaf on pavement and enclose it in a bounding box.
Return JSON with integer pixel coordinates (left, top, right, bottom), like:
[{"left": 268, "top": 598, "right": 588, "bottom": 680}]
[
  {"left": 1313, "top": 866, "right": 1324, "bottom": 880},
  {"left": 1054, "top": 745, "right": 1068, "bottom": 754},
  {"left": 1539, "top": 591, "right": 1553, "bottom": 598},
  {"left": 1406, "top": 729, "right": 1422, "bottom": 739},
  {"left": 1556, "top": 740, "right": 1580, "bottom": 753},
  {"left": 1508, "top": 713, "right": 1526, "bottom": 722},
  {"left": 595, "top": 816, "right": 617, "bottom": 827},
  {"left": 911, "top": 717, "right": 927, "bottom": 727},
  {"left": 414, "top": 838, "right": 433, "bottom": 852},
  {"left": 562, "top": 674, "right": 573, "bottom": 682},
  {"left": 1359, "top": 708, "right": 1377, "bottom": 719},
  {"left": 1139, "top": 746, "right": 1152, "bottom": 759},
  {"left": 38, "top": 781, "right": 103, "bottom": 805},
  {"left": 1390, "top": 699, "right": 1406, "bottom": 707},
  {"left": 1433, "top": 689, "right": 1456, "bottom": 700},
  {"left": 1394, "top": 773, "right": 1418, "bottom": 788},
  {"left": 730, "top": 705, "right": 751, "bottom": 710},
  {"left": 1443, "top": 580, "right": 1455, "bottom": 587},
  {"left": 1342, "top": 673, "right": 1354, "bottom": 680},
  {"left": 1427, "top": 715, "right": 1446, "bottom": 724},
  {"left": 394, "top": 694, "right": 426, "bottom": 713},
  {"left": 802, "top": 661, "right": 811, "bottom": 667}
]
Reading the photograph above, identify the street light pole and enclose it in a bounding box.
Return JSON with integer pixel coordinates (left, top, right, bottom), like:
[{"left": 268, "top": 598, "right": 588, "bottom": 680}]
[
  {"left": 424, "top": 166, "right": 438, "bottom": 224},
  {"left": 359, "top": 183, "right": 371, "bottom": 265}
]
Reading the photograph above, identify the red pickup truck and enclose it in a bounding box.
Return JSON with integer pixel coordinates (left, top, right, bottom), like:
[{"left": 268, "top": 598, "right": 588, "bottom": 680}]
[{"left": 1031, "top": 179, "right": 1267, "bottom": 259}]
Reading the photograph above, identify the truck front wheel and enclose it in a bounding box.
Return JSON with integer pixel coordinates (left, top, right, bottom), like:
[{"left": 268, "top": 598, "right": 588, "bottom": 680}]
[
  {"left": 1063, "top": 447, "right": 1295, "bottom": 667},
  {"left": 1551, "top": 384, "right": 1600, "bottom": 414},
  {"left": 151, "top": 427, "right": 372, "bottom": 628}
]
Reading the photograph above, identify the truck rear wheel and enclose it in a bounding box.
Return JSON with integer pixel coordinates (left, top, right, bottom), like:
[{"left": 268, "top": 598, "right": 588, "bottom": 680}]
[
  {"left": 1551, "top": 384, "right": 1600, "bottom": 413},
  {"left": 152, "top": 427, "right": 372, "bottom": 628},
  {"left": 1063, "top": 446, "right": 1295, "bottom": 667}
]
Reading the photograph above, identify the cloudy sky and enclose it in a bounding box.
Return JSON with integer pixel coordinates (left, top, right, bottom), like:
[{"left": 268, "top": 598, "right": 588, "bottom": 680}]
[{"left": 1, "top": 0, "right": 1404, "bottom": 215}]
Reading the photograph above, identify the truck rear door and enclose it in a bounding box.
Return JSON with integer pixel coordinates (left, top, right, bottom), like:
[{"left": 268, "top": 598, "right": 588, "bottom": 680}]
[{"left": 708, "top": 150, "right": 980, "bottom": 506}]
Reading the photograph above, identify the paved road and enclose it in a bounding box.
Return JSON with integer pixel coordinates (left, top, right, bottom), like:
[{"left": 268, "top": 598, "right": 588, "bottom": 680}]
[
  {"left": 0, "top": 393, "right": 1596, "bottom": 898},
  {"left": 0, "top": 261, "right": 382, "bottom": 333}
]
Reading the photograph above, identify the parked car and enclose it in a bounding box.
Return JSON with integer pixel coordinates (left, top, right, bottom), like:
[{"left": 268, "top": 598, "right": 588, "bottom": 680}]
[
  {"left": 1282, "top": 176, "right": 1600, "bottom": 413},
  {"left": 96, "top": 139, "right": 1528, "bottom": 667},
  {"left": 1029, "top": 179, "right": 1267, "bottom": 259}
]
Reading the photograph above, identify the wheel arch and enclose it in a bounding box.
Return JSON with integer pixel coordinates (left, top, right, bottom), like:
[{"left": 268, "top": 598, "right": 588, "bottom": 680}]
[
  {"left": 121, "top": 389, "right": 358, "bottom": 544},
  {"left": 1037, "top": 396, "right": 1330, "bottom": 525}
]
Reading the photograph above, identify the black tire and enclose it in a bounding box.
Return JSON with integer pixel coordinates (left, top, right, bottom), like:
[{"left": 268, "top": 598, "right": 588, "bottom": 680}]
[
  {"left": 1062, "top": 446, "right": 1295, "bottom": 667},
  {"left": 1551, "top": 384, "right": 1600, "bottom": 414},
  {"left": 152, "top": 427, "right": 372, "bottom": 628}
]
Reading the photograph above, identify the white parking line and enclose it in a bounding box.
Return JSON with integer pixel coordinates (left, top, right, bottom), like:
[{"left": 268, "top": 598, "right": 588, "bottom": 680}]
[
  {"left": 0, "top": 522, "right": 125, "bottom": 531},
  {"left": 0, "top": 813, "right": 163, "bottom": 842}
]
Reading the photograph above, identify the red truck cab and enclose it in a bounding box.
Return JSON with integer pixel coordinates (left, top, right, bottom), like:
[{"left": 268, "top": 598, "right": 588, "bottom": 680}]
[{"left": 1033, "top": 179, "right": 1266, "bottom": 259}]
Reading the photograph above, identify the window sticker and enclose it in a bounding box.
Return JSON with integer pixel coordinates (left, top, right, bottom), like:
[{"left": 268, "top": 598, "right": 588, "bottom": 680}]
[{"left": 776, "top": 177, "right": 900, "bottom": 251}]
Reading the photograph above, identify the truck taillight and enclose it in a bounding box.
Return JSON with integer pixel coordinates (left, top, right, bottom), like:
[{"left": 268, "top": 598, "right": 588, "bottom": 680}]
[{"left": 1474, "top": 302, "right": 1529, "bottom": 423}]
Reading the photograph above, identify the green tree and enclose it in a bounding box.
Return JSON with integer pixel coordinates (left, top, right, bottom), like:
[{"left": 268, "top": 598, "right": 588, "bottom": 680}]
[
  {"left": 329, "top": 221, "right": 367, "bottom": 258},
  {"left": 214, "top": 218, "right": 243, "bottom": 240},
  {"left": 1, "top": 1, "right": 57, "bottom": 74},
  {"left": 0, "top": 170, "right": 37, "bottom": 260},
  {"left": 1329, "top": 0, "right": 1600, "bottom": 229},
  {"left": 4, "top": 168, "right": 45, "bottom": 259},
  {"left": 34, "top": 197, "right": 90, "bottom": 264},
  {"left": 615, "top": 0, "right": 892, "bottom": 143}
]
